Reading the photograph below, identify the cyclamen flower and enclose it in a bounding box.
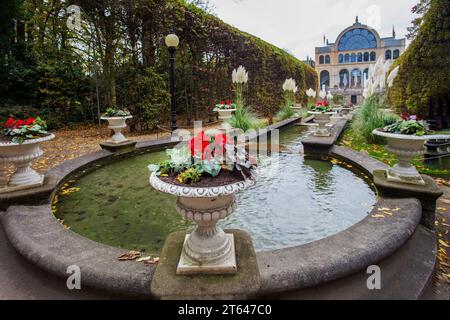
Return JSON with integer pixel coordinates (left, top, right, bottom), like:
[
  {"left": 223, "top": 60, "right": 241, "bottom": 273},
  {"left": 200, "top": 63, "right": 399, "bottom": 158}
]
[
  {"left": 326, "top": 92, "right": 333, "bottom": 101},
  {"left": 5, "top": 118, "right": 15, "bottom": 128},
  {"left": 188, "top": 131, "right": 210, "bottom": 159},
  {"left": 232, "top": 66, "right": 248, "bottom": 84},
  {"left": 282, "top": 78, "right": 298, "bottom": 93}
]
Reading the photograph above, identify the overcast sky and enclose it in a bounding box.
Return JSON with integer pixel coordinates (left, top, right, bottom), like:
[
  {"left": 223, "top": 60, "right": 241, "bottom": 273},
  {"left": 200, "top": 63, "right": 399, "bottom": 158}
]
[{"left": 208, "top": 0, "right": 418, "bottom": 60}]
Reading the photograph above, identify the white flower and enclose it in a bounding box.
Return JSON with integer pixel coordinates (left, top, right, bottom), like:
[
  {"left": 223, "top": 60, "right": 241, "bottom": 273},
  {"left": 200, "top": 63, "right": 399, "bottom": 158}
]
[
  {"left": 326, "top": 92, "right": 333, "bottom": 101},
  {"left": 282, "top": 78, "right": 298, "bottom": 93},
  {"left": 319, "top": 90, "right": 327, "bottom": 99},
  {"left": 232, "top": 65, "right": 248, "bottom": 84},
  {"left": 306, "top": 88, "right": 316, "bottom": 98},
  {"left": 387, "top": 66, "right": 399, "bottom": 88}
]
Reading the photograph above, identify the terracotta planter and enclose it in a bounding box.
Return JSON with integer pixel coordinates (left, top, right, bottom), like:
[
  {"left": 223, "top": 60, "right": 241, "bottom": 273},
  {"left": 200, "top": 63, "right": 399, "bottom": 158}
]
[
  {"left": 149, "top": 171, "right": 257, "bottom": 275},
  {"left": 308, "top": 111, "right": 336, "bottom": 137},
  {"left": 372, "top": 129, "right": 448, "bottom": 185},
  {"left": 101, "top": 116, "right": 132, "bottom": 144},
  {"left": 0, "top": 134, "right": 55, "bottom": 193}
]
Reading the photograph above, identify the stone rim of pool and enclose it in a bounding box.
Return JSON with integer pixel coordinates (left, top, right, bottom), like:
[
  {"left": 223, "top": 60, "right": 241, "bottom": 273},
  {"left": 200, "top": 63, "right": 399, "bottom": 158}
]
[{"left": 0, "top": 120, "right": 427, "bottom": 298}]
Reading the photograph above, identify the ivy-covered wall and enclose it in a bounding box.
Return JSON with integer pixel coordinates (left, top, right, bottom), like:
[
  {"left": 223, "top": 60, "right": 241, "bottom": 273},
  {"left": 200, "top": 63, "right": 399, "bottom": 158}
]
[{"left": 388, "top": 0, "right": 450, "bottom": 128}]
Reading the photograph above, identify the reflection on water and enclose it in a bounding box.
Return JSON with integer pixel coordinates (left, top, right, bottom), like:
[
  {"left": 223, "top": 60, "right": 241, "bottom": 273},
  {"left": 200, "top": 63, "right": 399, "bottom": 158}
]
[{"left": 56, "top": 126, "right": 376, "bottom": 253}]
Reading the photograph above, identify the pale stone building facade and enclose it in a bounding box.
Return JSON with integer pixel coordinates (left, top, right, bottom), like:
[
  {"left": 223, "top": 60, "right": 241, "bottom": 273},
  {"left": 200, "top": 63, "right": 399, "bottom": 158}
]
[{"left": 315, "top": 17, "right": 406, "bottom": 105}]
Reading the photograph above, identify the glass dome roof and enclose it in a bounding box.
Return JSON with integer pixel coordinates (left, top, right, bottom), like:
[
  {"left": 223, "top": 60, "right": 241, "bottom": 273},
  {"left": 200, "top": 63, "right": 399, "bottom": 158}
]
[{"left": 338, "top": 28, "right": 377, "bottom": 51}]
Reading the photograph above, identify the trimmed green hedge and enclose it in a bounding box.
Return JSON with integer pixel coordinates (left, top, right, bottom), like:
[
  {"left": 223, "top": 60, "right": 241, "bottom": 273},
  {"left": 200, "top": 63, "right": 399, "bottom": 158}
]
[
  {"left": 388, "top": 0, "right": 450, "bottom": 123},
  {"left": 146, "top": 0, "right": 318, "bottom": 121}
]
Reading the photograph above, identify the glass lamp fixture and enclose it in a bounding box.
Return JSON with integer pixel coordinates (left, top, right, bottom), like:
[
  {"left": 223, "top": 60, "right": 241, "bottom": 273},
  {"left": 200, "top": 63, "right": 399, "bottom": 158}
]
[{"left": 165, "top": 34, "right": 180, "bottom": 48}]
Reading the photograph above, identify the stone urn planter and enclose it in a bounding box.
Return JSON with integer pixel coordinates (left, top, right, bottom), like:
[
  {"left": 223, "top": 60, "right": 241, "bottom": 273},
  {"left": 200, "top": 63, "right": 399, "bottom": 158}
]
[
  {"left": 308, "top": 111, "right": 336, "bottom": 137},
  {"left": 214, "top": 109, "right": 236, "bottom": 130},
  {"left": 149, "top": 171, "right": 257, "bottom": 275},
  {"left": 0, "top": 134, "right": 55, "bottom": 193},
  {"left": 101, "top": 116, "right": 132, "bottom": 144},
  {"left": 373, "top": 129, "right": 430, "bottom": 185}
]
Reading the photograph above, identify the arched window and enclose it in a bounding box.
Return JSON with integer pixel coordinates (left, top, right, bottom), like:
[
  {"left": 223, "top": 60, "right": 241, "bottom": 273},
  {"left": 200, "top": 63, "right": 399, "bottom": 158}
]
[
  {"left": 351, "top": 53, "right": 357, "bottom": 62},
  {"left": 351, "top": 69, "right": 362, "bottom": 88},
  {"left": 320, "top": 70, "right": 330, "bottom": 89},
  {"left": 357, "top": 52, "right": 363, "bottom": 62},
  {"left": 345, "top": 53, "right": 350, "bottom": 63},
  {"left": 338, "top": 28, "right": 378, "bottom": 51},
  {"left": 339, "top": 54, "right": 344, "bottom": 63},
  {"left": 339, "top": 69, "right": 350, "bottom": 88},
  {"left": 319, "top": 55, "right": 324, "bottom": 64},
  {"left": 370, "top": 51, "right": 376, "bottom": 61},
  {"left": 364, "top": 52, "right": 369, "bottom": 62},
  {"left": 393, "top": 49, "right": 400, "bottom": 59},
  {"left": 363, "top": 68, "right": 369, "bottom": 86},
  {"left": 385, "top": 50, "right": 392, "bottom": 60},
  {"left": 325, "top": 55, "right": 331, "bottom": 64}
]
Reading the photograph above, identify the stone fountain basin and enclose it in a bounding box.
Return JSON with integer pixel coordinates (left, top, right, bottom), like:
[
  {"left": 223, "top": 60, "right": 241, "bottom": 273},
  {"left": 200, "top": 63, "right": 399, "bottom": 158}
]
[{"left": 0, "top": 128, "right": 427, "bottom": 298}]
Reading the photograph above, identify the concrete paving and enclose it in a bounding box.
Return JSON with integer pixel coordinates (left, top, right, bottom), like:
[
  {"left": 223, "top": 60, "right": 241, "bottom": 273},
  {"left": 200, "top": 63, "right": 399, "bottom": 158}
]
[{"left": 0, "top": 220, "right": 125, "bottom": 300}]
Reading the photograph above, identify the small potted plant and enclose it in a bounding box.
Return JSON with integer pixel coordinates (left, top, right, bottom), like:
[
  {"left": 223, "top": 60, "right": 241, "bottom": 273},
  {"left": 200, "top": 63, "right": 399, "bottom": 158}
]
[
  {"left": 100, "top": 107, "right": 132, "bottom": 144},
  {"left": 148, "top": 131, "right": 257, "bottom": 274},
  {"left": 0, "top": 117, "right": 55, "bottom": 192},
  {"left": 308, "top": 100, "right": 336, "bottom": 137},
  {"left": 213, "top": 100, "right": 236, "bottom": 130},
  {"left": 372, "top": 113, "right": 431, "bottom": 185}
]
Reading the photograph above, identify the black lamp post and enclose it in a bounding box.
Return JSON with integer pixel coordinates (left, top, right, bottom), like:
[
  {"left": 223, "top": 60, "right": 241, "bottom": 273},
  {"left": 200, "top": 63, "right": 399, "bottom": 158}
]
[{"left": 165, "top": 33, "right": 180, "bottom": 132}]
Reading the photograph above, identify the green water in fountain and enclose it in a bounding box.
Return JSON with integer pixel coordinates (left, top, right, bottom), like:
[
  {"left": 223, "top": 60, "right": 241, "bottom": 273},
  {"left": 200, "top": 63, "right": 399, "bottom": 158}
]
[{"left": 55, "top": 126, "right": 376, "bottom": 254}]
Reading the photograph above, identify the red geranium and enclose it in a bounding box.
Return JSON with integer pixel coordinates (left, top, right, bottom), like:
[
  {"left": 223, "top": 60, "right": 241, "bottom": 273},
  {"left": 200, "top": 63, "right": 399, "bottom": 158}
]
[{"left": 188, "top": 131, "right": 210, "bottom": 159}]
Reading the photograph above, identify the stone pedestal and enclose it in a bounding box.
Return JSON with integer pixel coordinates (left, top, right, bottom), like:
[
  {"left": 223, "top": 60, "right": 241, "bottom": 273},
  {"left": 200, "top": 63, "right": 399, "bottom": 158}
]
[
  {"left": 150, "top": 230, "right": 261, "bottom": 300},
  {"left": 99, "top": 140, "right": 137, "bottom": 153},
  {"left": 373, "top": 170, "right": 443, "bottom": 230},
  {"left": 175, "top": 195, "right": 237, "bottom": 275},
  {"left": 149, "top": 171, "right": 257, "bottom": 277}
]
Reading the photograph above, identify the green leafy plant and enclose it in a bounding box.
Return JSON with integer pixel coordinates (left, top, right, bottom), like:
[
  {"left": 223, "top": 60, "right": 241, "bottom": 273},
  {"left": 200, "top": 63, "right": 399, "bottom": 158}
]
[
  {"left": 276, "top": 104, "right": 295, "bottom": 121},
  {"left": 228, "top": 104, "right": 261, "bottom": 132},
  {"left": 352, "top": 95, "right": 395, "bottom": 144},
  {"left": 382, "top": 120, "right": 428, "bottom": 136},
  {"left": 102, "top": 108, "right": 131, "bottom": 118}
]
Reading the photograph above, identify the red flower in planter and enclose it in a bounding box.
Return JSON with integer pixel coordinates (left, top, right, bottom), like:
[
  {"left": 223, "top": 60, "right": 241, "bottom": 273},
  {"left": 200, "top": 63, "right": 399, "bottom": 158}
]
[
  {"left": 25, "top": 118, "right": 36, "bottom": 126},
  {"left": 188, "top": 131, "right": 210, "bottom": 159},
  {"left": 213, "top": 133, "right": 228, "bottom": 156},
  {"left": 15, "top": 120, "right": 27, "bottom": 128},
  {"left": 225, "top": 99, "right": 231, "bottom": 105},
  {"left": 5, "top": 118, "right": 15, "bottom": 128}
]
